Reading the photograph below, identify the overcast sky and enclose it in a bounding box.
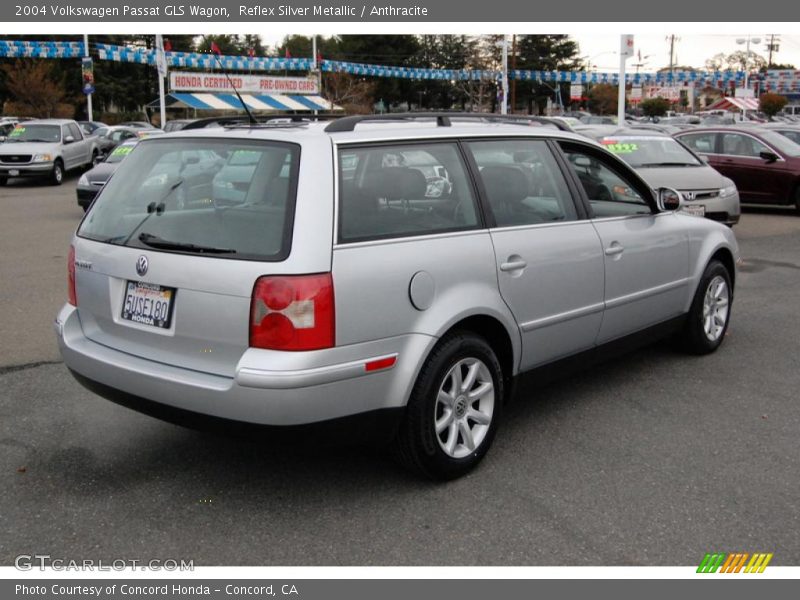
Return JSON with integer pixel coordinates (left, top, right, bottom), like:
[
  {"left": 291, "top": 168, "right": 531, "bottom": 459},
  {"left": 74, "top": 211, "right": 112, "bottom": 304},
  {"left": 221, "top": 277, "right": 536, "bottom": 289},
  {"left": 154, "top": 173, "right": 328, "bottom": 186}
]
[
  {"left": 575, "top": 33, "right": 800, "bottom": 71},
  {"left": 258, "top": 32, "right": 800, "bottom": 72}
]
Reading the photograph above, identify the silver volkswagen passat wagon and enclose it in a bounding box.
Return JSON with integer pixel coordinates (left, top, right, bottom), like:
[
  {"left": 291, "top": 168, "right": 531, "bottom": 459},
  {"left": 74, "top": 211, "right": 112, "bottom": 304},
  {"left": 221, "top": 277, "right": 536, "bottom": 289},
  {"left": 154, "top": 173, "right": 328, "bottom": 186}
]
[{"left": 56, "top": 114, "right": 739, "bottom": 479}]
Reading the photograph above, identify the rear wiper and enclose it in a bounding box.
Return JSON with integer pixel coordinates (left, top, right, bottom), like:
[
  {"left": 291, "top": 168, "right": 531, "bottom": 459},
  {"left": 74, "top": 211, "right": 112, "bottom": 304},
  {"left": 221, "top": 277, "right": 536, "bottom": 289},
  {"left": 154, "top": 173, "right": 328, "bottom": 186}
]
[{"left": 138, "top": 232, "right": 237, "bottom": 254}]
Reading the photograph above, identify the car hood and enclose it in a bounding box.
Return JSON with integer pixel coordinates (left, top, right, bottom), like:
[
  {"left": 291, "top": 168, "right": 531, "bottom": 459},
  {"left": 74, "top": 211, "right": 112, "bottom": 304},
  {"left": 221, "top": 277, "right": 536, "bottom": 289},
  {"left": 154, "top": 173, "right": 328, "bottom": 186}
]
[
  {"left": 83, "top": 162, "right": 120, "bottom": 182},
  {"left": 634, "top": 165, "right": 726, "bottom": 190},
  {"left": 0, "top": 141, "right": 60, "bottom": 154}
]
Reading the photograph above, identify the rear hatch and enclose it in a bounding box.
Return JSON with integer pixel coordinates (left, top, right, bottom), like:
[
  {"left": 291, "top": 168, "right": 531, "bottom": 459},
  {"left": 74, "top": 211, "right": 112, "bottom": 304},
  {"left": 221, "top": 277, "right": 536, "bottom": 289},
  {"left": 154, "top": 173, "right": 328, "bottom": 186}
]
[{"left": 74, "top": 134, "right": 330, "bottom": 377}]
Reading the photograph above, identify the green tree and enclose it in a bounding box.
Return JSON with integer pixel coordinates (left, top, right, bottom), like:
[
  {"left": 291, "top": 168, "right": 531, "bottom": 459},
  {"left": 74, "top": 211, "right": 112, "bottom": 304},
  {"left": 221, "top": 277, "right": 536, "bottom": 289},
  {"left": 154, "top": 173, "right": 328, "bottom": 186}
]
[
  {"left": 588, "top": 83, "right": 617, "bottom": 115},
  {"left": 514, "top": 35, "right": 582, "bottom": 114},
  {"left": 641, "top": 97, "right": 671, "bottom": 117},
  {"left": 2, "top": 59, "right": 72, "bottom": 118},
  {"left": 759, "top": 93, "right": 788, "bottom": 118}
]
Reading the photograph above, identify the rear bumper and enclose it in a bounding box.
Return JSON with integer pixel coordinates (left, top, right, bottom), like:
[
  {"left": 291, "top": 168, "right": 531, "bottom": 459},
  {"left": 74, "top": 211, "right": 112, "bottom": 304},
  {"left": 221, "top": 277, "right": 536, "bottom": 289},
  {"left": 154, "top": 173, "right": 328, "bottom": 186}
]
[{"left": 55, "top": 303, "right": 433, "bottom": 428}]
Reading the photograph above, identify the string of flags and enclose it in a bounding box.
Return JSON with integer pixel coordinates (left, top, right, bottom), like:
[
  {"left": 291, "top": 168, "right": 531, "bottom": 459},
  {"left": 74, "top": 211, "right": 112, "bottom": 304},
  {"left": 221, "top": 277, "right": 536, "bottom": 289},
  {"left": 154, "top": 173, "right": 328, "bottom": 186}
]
[{"left": 2, "top": 40, "right": 800, "bottom": 91}]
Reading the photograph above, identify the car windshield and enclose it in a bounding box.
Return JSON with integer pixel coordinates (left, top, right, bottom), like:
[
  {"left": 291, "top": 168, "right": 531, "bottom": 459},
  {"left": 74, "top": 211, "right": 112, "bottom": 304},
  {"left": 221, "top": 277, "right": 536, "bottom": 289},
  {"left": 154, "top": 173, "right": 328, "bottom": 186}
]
[
  {"left": 5, "top": 124, "right": 60, "bottom": 143},
  {"left": 599, "top": 136, "right": 702, "bottom": 167},
  {"left": 759, "top": 130, "right": 800, "bottom": 157},
  {"left": 79, "top": 138, "right": 300, "bottom": 261}
]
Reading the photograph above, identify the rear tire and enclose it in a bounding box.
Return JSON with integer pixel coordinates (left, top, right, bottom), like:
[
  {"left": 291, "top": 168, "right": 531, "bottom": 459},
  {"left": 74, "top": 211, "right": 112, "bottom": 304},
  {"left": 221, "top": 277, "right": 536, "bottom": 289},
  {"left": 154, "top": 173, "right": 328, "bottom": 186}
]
[
  {"left": 392, "top": 332, "right": 504, "bottom": 480},
  {"left": 50, "top": 160, "right": 64, "bottom": 186},
  {"left": 677, "top": 260, "right": 732, "bottom": 355}
]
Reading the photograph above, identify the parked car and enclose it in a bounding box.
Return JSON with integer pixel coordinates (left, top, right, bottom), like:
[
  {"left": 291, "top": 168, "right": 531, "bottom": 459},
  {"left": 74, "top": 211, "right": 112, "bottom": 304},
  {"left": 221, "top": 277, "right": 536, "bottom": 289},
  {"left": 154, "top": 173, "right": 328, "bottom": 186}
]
[
  {"left": 760, "top": 123, "right": 800, "bottom": 145},
  {"left": 0, "top": 119, "right": 100, "bottom": 186},
  {"left": 589, "top": 129, "right": 740, "bottom": 225},
  {"left": 57, "top": 114, "right": 739, "bottom": 480},
  {"left": 93, "top": 126, "right": 164, "bottom": 155},
  {"left": 79, "top": 121, "right": 108, "bottom": 135},
  {"left": 163, "top": 119, "right": 196, "bottom": 132},
  {"left": 118, "top": 121, "right": 157, "bottom": 129},
  {"left": 76, "top": 139, "right": 139, "bottom": 211},
  {"left": 0, "top": 120, "right": 17, "bottom": 142},
  {"left": 580, "top": 115, "right": 618, "bottom": 125},
  {"left": 675, "top": 126, "right": 800, "bottom": 212}
]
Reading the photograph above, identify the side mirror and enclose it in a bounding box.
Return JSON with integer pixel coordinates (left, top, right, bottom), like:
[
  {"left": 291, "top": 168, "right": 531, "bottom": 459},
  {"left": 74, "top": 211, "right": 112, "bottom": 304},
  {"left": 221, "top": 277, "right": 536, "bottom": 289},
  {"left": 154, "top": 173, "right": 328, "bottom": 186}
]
[
  {"left": 657, "top": 187, "right": 684, "bottom": 211},
  {"left": 759, "top": 150, "right": 779, "bottom": 163},
  {"left": 63, "top": 135, "right": 75, "bottom": 144}
]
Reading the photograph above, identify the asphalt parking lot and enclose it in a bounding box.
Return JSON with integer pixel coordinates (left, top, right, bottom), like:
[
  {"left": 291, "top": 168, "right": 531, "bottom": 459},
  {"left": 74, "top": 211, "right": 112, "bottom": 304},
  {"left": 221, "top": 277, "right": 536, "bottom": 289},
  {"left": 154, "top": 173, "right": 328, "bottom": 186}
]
[{"left": 1, "top": 176, "right": 799, "bottom": 566}]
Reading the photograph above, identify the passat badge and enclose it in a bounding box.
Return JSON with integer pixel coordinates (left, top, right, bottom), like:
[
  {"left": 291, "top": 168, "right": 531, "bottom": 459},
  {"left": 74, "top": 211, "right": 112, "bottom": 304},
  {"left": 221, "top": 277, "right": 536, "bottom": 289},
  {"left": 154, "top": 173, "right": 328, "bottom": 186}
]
[{"left": 136, "top": 255, "right": 149, "bottom": 277}]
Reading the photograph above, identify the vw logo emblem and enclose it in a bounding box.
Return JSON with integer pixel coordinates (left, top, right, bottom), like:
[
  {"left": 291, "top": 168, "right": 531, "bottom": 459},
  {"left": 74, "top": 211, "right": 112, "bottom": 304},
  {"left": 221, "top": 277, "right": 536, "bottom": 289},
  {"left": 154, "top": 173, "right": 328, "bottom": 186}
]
[{"left": 136, "top": 255, "right": 149, "bottom": 277}]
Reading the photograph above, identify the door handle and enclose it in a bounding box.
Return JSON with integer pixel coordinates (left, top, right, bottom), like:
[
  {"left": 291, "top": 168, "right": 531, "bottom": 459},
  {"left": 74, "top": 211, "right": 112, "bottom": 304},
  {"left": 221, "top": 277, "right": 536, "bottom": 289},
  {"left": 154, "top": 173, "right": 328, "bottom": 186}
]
[
  {"left": 604, "top": 243, "right": 624, "bottom": 256},
  {"left": 500, "top": 259, "right": 528, "bottom": 272}
]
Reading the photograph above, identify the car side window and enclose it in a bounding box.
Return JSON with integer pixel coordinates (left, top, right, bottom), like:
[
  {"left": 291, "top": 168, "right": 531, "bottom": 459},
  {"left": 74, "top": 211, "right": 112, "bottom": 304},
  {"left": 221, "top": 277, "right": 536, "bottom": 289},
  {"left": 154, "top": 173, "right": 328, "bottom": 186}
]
[
  {"left": 466, "top": 139, "right": 578, "bottom": 226},
  {"left": 338, "top": 142, "right": 480, "bottom": 243},
  {"left": 679, "top": 132, "right": 717, "bottom": 154},
  {"left": 720, "top": 133, "right": 768, "bottom": 157},
  {"left": 560, "top": 144, "right": 652, "bottom": 218},
  {"left": 68, "top": 123, "right": 83, "bottom": 140},
  {"left": 779, "top": 130, "right": 800, "bottom": 145}
]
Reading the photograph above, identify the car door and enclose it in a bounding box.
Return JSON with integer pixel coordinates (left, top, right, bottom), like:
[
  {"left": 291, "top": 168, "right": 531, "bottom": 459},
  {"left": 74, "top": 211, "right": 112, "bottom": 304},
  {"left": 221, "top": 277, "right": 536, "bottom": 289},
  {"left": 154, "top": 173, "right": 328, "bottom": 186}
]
[
  {"left": 67, "top": 123, "right": 89, "bottom": 166},
  {"left": 715, "top": 132, "right": 779, "bottom": 203},
  {"left": 61, "top": 124, "right": 81, "bottom": 170},
  {"left": 558, "top": 141, "right": 690, "bottom": 344},
  {"left": 465, "top": 139, "right": 605, "bottom": 370}
]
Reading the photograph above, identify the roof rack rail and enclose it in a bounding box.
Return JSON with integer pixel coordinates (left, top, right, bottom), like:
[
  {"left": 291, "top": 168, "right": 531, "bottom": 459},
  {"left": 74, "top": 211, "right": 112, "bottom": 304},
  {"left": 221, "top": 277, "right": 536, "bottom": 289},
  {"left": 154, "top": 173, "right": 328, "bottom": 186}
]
[
  {"left": 323, "top": 112, "right": 571, "bottom": 133},
  {"left": 182, "top": 114, "right": 339, "bottom": 130}
]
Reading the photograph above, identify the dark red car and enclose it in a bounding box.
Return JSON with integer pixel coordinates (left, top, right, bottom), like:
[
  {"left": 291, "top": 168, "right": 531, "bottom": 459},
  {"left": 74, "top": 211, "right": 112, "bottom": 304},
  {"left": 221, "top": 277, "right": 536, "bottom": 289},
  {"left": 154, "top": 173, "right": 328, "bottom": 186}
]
[{"left": 675, "top": 127, "right": 800, "bottom": 213}]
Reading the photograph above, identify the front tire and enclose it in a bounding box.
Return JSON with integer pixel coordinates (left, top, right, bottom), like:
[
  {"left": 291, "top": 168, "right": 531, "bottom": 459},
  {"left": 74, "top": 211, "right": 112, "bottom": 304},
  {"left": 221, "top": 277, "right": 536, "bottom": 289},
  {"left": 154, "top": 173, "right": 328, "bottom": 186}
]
[
  {"left": 50, "top": 160, "right": 64, "bottom": 186},
  {"left": 392, "top": 332, "right": 504, "bottom": 480},
  {"left": 677, "top": 260, "right": 732, "bottom": 354}
]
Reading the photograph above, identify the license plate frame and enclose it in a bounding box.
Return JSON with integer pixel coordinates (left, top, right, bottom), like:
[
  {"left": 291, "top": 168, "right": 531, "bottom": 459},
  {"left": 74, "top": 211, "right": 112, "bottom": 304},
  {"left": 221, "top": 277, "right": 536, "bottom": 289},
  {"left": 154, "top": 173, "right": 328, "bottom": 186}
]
[
  {"left": 8, "top": 169, "right": 19, "bottom": 177},
  {"left": 682, "top": 204, "right": 706, "bottom": 217},
  {"left": 121, "top": 281, "right": 176, "bottom": 329}
]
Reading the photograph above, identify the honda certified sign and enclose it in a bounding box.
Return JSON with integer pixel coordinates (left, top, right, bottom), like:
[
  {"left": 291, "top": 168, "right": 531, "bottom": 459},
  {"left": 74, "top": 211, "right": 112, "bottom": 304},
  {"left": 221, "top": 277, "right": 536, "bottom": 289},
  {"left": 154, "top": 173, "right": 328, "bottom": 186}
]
[{"left": 169, "top": 72, "right": 319, "bottom": 94}]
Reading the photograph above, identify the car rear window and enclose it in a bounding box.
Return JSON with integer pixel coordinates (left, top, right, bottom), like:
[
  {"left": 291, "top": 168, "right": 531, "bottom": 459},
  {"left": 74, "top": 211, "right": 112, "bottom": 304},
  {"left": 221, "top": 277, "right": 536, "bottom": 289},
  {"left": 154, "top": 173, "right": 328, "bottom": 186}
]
[{"left": 78, "top": 138, "right": 300, "bottom": 261}]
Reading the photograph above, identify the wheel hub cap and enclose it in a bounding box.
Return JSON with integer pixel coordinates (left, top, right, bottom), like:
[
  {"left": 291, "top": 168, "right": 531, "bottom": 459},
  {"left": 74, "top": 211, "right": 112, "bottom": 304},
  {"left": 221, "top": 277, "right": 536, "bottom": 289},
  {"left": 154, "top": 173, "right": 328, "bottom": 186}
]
[
  {"left": 434, "top": 357, "right": 495, "bottom": 459},
  {"left": 454, "top": 396, "right": 467, "bottom": 418},
  {"left": 702, "top": 275, "right": 729, "bottom": 342}
]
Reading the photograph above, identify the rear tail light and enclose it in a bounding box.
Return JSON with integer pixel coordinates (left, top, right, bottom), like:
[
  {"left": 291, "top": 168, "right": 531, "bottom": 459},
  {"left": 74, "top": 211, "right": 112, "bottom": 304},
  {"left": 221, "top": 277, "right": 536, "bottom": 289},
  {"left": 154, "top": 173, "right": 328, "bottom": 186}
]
[
  {"left": 67, "top": 245, "right": 77, "bottom": 306},
  {"left": 250, "top": 273, "right": 334, "bottom": 351}
]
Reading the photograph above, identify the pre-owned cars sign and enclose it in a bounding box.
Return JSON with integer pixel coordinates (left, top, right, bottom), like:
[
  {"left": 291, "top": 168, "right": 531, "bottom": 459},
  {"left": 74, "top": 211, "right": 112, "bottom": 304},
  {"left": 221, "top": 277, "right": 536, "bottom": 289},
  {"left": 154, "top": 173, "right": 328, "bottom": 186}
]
[{"left": 169, "top": 73, "right": 319, "bottom": 94}]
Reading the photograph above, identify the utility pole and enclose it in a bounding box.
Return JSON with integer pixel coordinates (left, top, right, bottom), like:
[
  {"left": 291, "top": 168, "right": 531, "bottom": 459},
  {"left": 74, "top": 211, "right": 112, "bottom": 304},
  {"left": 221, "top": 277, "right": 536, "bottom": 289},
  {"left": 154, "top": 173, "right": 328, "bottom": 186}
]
[
  {"left": 501, "top": 36, "right": 508, "bottom": 115},
  {"left": 83, "top": 34, "right": 93, "bottom": 121},
  {"left": 510, "top": 35, "right": 516, "bottom": 114},
  {"left": 766, "top": 34, "right": 780, "bottom": 67}
]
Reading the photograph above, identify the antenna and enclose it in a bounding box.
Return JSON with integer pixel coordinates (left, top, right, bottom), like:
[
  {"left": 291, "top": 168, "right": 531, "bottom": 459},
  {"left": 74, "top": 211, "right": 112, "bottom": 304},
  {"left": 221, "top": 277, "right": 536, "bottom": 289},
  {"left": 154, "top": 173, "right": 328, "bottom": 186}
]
[{"left": 210, "top": 45, "right": 257, "bottom": 125}]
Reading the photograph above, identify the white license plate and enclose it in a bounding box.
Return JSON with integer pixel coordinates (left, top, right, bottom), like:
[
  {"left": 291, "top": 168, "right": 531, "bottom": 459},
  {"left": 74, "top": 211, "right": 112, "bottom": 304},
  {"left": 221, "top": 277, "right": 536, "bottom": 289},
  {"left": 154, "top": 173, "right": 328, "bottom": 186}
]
[
  {"left": 121, "top": 281, "right": 176, "bottom": 329},
  {"left": 682, "top": 204, "right": 706, "bottom": 217},
  {"left": 8, "top": 169, "right": 19, "bottom": 176}
]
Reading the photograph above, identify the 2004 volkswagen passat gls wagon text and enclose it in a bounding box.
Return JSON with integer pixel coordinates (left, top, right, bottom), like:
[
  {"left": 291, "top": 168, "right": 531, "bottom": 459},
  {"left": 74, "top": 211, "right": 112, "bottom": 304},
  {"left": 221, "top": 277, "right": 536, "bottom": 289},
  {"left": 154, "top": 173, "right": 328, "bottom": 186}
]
[{"left": 56, "top": 114, "right": 739, "bottom": 480}]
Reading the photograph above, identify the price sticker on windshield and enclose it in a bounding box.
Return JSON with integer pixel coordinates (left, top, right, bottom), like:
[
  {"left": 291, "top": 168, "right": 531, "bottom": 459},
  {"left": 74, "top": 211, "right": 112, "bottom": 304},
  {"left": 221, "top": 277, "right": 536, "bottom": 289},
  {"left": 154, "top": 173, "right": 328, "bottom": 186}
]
[
  {"left": 111, "top": 145, "right": 134, "bottom": 157},
  {"left": 9, "top": 127, "right": 25, "bottom": 137},
  {"left": 602, "top": 141, "right": 638, "bottom": 154}
]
